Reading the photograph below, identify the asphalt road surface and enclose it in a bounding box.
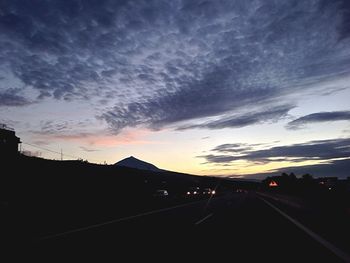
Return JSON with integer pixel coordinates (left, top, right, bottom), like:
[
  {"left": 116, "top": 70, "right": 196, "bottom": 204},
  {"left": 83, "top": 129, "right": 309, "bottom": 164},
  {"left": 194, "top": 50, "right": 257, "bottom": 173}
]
[{"left": 30, "top": 192, "right": 348, "bottom": 262}]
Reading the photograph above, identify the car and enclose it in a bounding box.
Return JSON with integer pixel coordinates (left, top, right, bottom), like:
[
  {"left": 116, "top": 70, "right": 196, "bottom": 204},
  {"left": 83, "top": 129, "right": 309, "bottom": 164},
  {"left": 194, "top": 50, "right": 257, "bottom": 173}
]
[
  {"left": 186, "top": 186, "right": 201, "bottom": 196},
  {"left": 202, "top": 188, "right": 216, "bottom": 195},
  {"left": 153, "top": 189, "right": 169, "bottom": 198}
]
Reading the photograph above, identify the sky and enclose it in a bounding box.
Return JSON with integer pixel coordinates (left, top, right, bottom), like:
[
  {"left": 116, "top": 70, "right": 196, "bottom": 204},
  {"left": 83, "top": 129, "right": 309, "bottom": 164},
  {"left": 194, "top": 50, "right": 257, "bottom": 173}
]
[{"left": 1, "top": 0, "right": 350, "bottom": 179}]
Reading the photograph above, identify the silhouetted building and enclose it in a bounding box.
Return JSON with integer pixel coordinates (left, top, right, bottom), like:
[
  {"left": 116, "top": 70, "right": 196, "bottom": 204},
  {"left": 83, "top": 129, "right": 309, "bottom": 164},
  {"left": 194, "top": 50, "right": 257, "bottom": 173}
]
[{"left": 0, "top": 124, "right": 21, "bottom": 157}]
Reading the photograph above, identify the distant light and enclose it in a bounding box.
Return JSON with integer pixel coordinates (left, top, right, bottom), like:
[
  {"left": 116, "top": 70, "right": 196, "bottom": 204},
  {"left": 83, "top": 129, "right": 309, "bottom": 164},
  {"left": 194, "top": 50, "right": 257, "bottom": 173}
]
[
  {"left": 194, "top": 191, "right": 197, "bottom": 194},
  {"left": 328, "top": 187, "right": 332, "bottom": 190},
  {"left": 212, "top": 190, "right": 216, "bottom": 194},
  {"left": 187, "top": 191, "right": 191, "bottom": 195},
  {"left": 269, "top": 181, "right": 278, "bottom": 187}
]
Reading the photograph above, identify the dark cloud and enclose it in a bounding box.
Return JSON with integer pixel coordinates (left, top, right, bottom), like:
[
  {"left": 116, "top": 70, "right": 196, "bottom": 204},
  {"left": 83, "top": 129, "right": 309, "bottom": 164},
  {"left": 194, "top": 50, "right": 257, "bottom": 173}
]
[
  {"left": 244, "top": 159, "right": 350, "bottom": 179},
  {"left": 80, "top": 146, "right": 99, "bottom": 152},
  {"left": 275, "top": 158, "right": 350, "bottom": 179},
  {"left": 37, "top": 120, "right": 71, "bottom": 135},
  {"left": 177, "top": 105, "right": 293, "bottom": 130},
  {"left": 212, "top": 143, "right": 263, "bottom": 153},
  {"left": 287, "top": 111, "right": 350, "bottom": 129},
  {"left": 32, "top": 119, "right": 95, "bottom": 137},
  {"left": 200, "top": 138, "right": 350, "bottom": 164},
  {"left": 1, "top": 0, "right": 350, "bottom": 131},
  {"left": 0, "top": 89, "right": 31, "bottom": 106},
  {"left": 200, "top": 154, "right": 239, "bottom": 164}
]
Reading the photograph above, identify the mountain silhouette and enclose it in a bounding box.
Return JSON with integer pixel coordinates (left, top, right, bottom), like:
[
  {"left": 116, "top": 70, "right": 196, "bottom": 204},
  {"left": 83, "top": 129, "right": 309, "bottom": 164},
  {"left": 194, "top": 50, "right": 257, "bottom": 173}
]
[{"left": 114, "top": 156, "right": 161, "bottom": 172}]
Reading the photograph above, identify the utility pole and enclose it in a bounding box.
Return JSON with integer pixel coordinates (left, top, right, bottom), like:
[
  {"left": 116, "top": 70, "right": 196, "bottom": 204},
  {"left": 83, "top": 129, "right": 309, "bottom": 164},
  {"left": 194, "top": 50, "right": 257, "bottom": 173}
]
[{"left": 61, "top": 148, "right": 63, "bottom": 161}]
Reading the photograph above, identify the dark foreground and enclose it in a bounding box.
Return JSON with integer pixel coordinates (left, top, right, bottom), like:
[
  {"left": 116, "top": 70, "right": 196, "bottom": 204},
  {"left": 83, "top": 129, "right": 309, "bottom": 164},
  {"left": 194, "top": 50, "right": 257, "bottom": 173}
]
[
  {"left": 2, "top": 156, "right": 349, "bottom": 262},
  {"left": 27, "top": 192, "right": 348, "bottom": 262}
]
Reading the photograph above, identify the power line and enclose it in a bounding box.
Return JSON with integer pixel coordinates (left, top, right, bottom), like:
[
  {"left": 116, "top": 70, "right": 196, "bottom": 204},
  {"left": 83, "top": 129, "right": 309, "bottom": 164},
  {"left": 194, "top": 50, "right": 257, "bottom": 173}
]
[
  {"left": 21, "top": 141, "right": 106, "bottom": 164},
  {"left": 22, "top": 142, "right": 62, "bottom": 156},
  {"left": 22, "top": 142, "right": 83, "bottom": 160}
]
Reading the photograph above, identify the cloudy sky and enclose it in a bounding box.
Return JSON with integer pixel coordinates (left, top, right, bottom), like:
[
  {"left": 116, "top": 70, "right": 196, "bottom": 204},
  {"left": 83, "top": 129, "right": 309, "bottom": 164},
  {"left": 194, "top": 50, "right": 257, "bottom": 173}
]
[{"left": 1, "top": 0, "right": 350, "bottom": 178}]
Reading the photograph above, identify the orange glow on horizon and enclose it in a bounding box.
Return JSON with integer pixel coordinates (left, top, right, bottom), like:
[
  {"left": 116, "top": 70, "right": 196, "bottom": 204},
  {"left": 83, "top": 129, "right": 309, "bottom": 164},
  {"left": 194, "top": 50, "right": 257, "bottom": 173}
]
[{"left": 269, "top": 180, "right": 278, "bottom": 187}]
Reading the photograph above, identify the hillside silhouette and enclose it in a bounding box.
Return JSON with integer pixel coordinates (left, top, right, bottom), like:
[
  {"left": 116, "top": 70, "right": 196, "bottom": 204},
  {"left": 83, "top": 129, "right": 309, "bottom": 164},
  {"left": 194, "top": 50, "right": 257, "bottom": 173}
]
[
  {"left": 2, "top": 154, "right": 256, "bottom": 244},
  {"left": 115, "top": 156, "right": 161, "bottom": 172}
]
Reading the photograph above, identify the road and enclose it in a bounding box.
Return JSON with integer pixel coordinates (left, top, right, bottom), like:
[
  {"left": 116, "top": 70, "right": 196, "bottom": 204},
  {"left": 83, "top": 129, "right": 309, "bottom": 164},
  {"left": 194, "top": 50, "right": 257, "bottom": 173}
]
[{"left": 30, "top": 192, "right": 348, "bottom": 262}]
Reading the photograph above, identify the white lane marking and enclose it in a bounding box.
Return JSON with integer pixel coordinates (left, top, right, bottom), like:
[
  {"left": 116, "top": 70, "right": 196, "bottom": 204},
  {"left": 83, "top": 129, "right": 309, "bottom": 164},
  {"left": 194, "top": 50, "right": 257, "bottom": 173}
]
[
  {"left": 259, "top": 197, "right": 350, "bottom": 263},
  {"left": 195, "top": 213, "right": 213, "bottom": 225},
  {"left": 38, "top": 199, "right": 205, "bottom": 241}
]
